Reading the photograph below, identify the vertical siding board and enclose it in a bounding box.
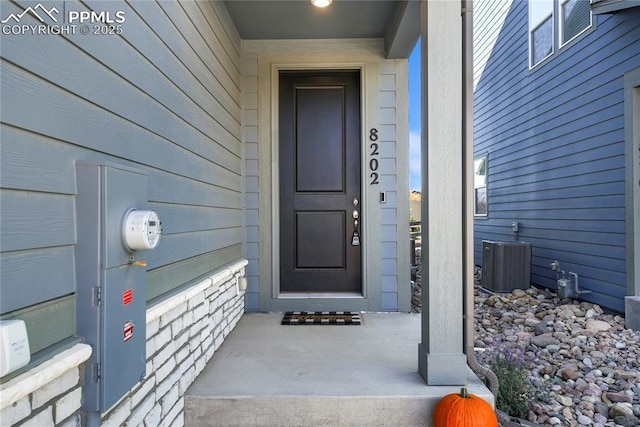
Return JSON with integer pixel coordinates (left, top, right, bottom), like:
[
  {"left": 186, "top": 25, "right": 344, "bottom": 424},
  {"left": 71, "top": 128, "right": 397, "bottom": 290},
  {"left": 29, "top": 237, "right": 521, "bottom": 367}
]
[{"left": 473, "top": 1, "right": 640, "bottom": 312}]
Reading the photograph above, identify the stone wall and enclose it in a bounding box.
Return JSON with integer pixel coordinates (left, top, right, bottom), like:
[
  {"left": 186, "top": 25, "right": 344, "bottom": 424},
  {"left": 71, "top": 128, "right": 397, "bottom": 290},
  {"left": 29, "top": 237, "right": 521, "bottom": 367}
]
[
  {"left": 0, "top": 260, "right": 247, "bottom": 427},
  {"left": 0, "top": 344, "right": 91, "bottom": 427}
]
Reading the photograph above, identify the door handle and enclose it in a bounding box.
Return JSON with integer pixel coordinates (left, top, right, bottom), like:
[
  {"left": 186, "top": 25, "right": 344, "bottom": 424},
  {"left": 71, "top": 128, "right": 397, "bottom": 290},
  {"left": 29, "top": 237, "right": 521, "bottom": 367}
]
[{"left": 351, "top": 201, "right": 360, "bottom": 246}]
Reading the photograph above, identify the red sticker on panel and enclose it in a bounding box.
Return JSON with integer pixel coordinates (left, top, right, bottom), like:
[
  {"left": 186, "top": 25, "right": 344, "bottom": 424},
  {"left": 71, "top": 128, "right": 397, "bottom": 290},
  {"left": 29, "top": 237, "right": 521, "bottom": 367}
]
[
  {"left": 123, "top": 321, "right": 134, "bottom": 342},
  {"left": 123, "top": 289, "right": 133, "bottom": 305}
]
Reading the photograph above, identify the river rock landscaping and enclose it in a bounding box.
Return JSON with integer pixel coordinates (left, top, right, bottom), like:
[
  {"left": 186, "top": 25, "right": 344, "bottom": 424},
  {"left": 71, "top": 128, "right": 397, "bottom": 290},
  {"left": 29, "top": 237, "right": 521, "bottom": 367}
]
[
  {"left": 474, "top": 286, "right": 640, "bottom": 427},
  {"left": 411, "top": 253, "right": 640, "bottom": 426}
]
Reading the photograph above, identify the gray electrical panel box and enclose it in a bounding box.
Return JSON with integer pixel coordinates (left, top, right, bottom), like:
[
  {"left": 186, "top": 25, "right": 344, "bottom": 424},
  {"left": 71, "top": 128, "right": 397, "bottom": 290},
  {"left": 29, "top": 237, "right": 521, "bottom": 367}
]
[{"left": 75, "top": 162, "right": 153, "bottom": 413}]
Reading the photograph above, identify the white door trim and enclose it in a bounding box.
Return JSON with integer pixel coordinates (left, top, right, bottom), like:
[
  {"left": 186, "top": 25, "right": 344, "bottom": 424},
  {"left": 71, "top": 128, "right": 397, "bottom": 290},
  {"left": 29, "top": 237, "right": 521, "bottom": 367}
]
[{"left": 270, "top": 63, "right": 369, "bottom": 300}]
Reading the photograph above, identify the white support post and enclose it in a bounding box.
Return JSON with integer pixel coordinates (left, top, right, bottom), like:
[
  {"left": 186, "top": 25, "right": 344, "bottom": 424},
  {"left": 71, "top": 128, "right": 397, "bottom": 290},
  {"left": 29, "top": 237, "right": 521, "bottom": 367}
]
[{"left": 418, "top": 0, "right": 468, "bottom": 385}]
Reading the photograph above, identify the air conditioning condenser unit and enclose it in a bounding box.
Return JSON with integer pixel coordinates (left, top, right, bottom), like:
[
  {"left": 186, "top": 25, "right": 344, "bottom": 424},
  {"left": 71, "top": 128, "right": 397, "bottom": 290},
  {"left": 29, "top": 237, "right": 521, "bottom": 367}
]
[{"left": 482, "top": 241, "right": 532, "bottom": 292}]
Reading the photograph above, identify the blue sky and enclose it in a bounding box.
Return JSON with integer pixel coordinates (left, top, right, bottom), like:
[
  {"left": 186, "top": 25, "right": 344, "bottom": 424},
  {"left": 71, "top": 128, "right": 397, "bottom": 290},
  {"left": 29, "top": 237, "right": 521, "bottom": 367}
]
[{"left": 408, "top": 39, "right": 421, "bottom": 191}]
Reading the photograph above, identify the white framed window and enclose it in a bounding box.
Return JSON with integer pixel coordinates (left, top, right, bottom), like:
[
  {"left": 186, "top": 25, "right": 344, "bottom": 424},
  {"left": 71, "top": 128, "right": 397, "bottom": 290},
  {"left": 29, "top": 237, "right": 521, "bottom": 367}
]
[
  {"left": 529, "top": 0, "right": 554, "bottom": 68},
  {"left": 560, "top": 0, "right": 592, "bottom": 46},
  {"left": 474, "top": 157, "right": 488, "bottom": 217},
  {"left": 529, "top": 0, "right": 592, "bottom": 69}
]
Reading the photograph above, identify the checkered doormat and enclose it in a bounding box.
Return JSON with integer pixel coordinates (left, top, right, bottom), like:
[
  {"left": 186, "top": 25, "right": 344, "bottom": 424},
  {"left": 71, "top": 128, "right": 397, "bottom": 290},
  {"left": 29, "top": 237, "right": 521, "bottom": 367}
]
[{"left": 281, "top": 311, "right": 362, "bottom": 325}]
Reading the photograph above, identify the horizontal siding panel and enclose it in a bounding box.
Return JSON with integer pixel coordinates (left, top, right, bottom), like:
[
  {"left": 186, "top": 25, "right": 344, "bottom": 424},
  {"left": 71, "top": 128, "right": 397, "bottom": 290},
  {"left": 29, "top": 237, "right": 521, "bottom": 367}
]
[
  {"left": 486, "top": 207, "right": 624, "bottom": 221},
  {"left": 149, "top": 170, "right": 241, "bottom": 208},
  {"left": 1, "top": 246, "right": 75, "bottom": 314},
  {"left": 497, "top": 232, "right": 625, "bottom": 255},
  {"left": 490, "top": 144, "right": 624, "bottom": 184},
  {"left": 0, "top": 126, "right": 76, "bottom": 194},
  {"left": 0, "top": 62, "right": 241, "bottom": 188},
  {"left": 531, "top": 259, "right": 627, "bottom": 290},
  {"left": 491, "top": 181, "right": 624, "bottom": 203},
  {"left": 488, "top": 126, "right": 624, "bottom": 177},
  {"left": 479, "top": 106, "right": 623, "bottom": 154},
  {"left": 0, "top": 295, "right": 76, "bottom": 355},
  {"left": 487, "top": 103, "right": 624, "bottom": 159},
  {"left": 475, "top": 217, "right": 625, "bottom": 234},
  {"left": 0, "top": 16, "right": 241, "bottom": 170},
  {"left": 490, "top": 169, "right": 625, "bottom": 195},
  {"left": 477, "top": 81, "right": 624, "bottom": 150},
  {"left": 147, "top": 227, "right": 243, "bottom": 269},
  {"left": 151, "top": 203, "right": 242, "bottom": 234},
  {"left": 147, "top": 244, "right": 243, "bottom": 302},
  {"left": 490, "top": 163, "right": 624, "bottom": 193},
  {"left": 205, "top": 1, "right": 242, "bottom": 67},
  {"left": 0, "top": 190, "right": 74, "bottom": 252},
  {"left": 126, "top": 1, "right": 241, "bottom": 136},
  {"left": 158, "top": 1, "right": 241, "bottom": 92},
  {"left": 196, "top": 1, "right": 242, "bottom": 69},
  {"left": 523, "top": 228, "right": 624, "bottom": 248},
  {"left": 490, "top": 194, "right": 625, "bottom": 211}
]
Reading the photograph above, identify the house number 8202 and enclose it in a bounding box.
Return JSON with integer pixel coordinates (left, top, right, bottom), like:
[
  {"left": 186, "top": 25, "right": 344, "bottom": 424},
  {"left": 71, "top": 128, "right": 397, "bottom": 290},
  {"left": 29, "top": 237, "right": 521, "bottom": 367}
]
[{"left": 369, "top": 128, "right": 379, "bottom": 185}]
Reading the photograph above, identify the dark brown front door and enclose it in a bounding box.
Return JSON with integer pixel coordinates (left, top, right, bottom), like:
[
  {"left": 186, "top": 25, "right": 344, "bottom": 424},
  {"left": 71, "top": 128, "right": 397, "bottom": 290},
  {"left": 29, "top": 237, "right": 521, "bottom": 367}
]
[{"left": 279, "top": 71, "right": 362, "bottom": 293}]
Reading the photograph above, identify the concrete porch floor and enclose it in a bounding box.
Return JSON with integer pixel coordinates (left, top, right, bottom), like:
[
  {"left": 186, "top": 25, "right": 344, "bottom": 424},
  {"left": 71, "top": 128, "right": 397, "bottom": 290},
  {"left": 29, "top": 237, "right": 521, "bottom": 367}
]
[{"left": 184, "top": 312, "right": 494, "bottom": 427}]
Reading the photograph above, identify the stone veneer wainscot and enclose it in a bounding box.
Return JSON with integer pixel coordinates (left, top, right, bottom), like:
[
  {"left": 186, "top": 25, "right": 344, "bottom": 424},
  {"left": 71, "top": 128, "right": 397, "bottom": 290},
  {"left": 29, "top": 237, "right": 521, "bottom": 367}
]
[{"left": 0, "top": 260, "right": 248, "bottom": 427}]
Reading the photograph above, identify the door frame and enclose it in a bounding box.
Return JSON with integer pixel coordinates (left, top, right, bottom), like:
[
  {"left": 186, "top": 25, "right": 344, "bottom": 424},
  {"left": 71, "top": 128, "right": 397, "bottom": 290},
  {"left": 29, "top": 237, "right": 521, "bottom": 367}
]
[{"left": 270, "top": 63, "right": 369, "bottom": 300}]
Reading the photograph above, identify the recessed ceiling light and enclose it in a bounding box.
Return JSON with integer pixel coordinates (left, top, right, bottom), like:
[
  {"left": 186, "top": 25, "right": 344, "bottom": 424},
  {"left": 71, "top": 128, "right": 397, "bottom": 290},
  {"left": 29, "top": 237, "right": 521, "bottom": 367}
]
[{"left": 311, "top": 0, "right": 332, "bottom": 8}]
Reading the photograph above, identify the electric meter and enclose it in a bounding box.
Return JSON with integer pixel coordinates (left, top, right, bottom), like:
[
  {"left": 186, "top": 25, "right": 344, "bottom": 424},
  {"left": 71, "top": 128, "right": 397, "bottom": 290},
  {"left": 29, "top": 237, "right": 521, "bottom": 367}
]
[{"left": 123, "top": 210, "right": 162, "bottom": 251}]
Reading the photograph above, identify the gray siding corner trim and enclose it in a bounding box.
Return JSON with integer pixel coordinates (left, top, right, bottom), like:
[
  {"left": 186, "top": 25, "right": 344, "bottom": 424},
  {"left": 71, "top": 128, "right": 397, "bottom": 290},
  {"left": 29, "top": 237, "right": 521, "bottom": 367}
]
[{"left": 624, "top": 66, "right": 640, "bottom": 297}]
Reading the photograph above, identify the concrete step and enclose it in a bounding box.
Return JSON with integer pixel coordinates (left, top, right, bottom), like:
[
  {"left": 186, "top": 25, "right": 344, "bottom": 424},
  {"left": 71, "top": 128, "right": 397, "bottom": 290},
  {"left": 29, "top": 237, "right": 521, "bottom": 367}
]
[
  {"left": 185, "top": 388, "right": 494, "bottom": 427},
  {"left": 184, "top": 313, "right": 494, "bottom": 427}
]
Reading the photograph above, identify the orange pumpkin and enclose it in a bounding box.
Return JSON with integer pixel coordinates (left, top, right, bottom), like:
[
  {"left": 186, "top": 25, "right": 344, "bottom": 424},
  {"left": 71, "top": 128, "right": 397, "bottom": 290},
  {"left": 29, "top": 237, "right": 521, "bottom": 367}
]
[{"left": 433, "top": 388, "right": 498, "bottom": 427}]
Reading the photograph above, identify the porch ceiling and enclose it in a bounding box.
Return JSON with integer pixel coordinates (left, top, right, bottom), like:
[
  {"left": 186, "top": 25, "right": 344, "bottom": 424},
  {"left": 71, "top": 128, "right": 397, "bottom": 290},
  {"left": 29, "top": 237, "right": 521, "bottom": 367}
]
[{"left": 221, "top": 0, "right": 420, "bottom": 58}]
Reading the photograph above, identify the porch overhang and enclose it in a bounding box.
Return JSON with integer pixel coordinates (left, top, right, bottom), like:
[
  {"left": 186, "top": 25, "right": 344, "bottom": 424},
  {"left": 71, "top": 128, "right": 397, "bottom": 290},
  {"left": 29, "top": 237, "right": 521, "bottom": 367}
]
[
  {"left": 223, "top": 0, "right": 480, "bottom": 390},
  {"left": 222, "top": 0, "right": 420, "bottom": 59}
]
